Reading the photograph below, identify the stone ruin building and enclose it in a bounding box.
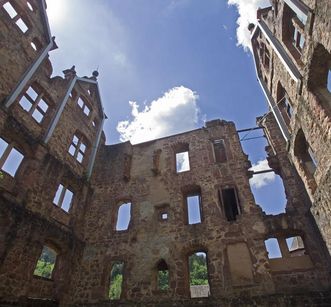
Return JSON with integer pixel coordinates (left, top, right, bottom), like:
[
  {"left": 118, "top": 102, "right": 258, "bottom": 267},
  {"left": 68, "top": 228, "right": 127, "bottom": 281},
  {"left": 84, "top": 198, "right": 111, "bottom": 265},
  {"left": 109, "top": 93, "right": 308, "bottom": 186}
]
[{"left": 0, "top": 0, "right": 330, "bottom": 306}]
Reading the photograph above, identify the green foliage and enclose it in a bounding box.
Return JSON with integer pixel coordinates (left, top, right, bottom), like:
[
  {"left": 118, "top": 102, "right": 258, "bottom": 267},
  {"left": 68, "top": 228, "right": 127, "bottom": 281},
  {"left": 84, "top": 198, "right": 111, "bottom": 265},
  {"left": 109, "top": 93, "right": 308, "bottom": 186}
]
[
  {"left": 158, "top": 270, "right": 169, "bottom": 290},
  {"left": 109, "top": 262, "right": 124, "bottom": 300},
  {"left": 33, "top": 259, "right": 54, "bottom": 279},
  {"left": 33, "top": 246, "right": 56, "bottom": 279},
  {"left": 189, "top": 253, "right": 208, "bottom": 285}
]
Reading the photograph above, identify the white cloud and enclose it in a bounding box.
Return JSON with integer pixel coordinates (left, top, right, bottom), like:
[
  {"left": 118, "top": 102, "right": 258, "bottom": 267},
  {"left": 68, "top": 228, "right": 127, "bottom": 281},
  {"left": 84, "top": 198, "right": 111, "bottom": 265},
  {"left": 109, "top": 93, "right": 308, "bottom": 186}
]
[
  {"left": 117, "top": 86, "right": 201, "bottom": 144},
  {"left": 249, "top": 159, "right": 275, "bottom": 188},
  {"left": 228, "top": 0, "right": 271, "bottom": 50}
]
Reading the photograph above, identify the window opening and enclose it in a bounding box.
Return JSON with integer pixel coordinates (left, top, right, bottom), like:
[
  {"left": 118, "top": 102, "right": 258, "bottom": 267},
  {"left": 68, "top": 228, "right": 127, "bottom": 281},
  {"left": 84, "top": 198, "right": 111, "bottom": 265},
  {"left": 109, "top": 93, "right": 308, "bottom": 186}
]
[
  {"left": 116, "top": 202, "right": 131, "bottom": 231},
  {"left": 68, "top": 134, "right": 87, "bottom": 163},
  {"left": 161, "top": 213, "right": 168, "bottom": 220},
  {"left": 53, "top": 184, "right": 74, "bottom": 212},
  {"left": 3, "top": 2, "right": 29, "bottom": 33},
  {"left": 239, "top": 128, "right": 287, "bottom": 215},
  {"left": 77, "top": 97, "right": 91, "bottom": 117},
  {"left": 286, "top": 236, "right": 306, "bottom": 256},
  {"left": 213, "top": 139, "right": 227, "bottom": 163},
  {"left": 328, "top": 70, "right": 331, "bottom": 92},
  {"left": 27, "top": 1, "right": 33, "bottom": 11},
  {"left": 33, "top": 246, "right": 57, "bottom": 279},
  {"left": 189, "top": 252, "right": 210, "bottom": 298},
  {"left": 30, "top": 41, "right": 37, "bottom": 51},
  {"left": 157, "top": 260, "right": 169, "bottom": 290},
  {"left": 18, "top": 86, "right": 49, "bottom": 123},
  {"left": 186, "top": 194, "right": 201, "bottom": 225},
  {"left": 109, "top": 262, "right": 124, "bottom": 300},
  {"left": 264, "top": 238, "right": 282, "bottom": 259},
  {"left": 0, "top": 137, "right": 24, "bottom": 177},
  {"left": 176, "top": 151, "right": 190, "bottom": 173},
  {"left": 220, "top": 188, "right": 240, "bottom": 221}
]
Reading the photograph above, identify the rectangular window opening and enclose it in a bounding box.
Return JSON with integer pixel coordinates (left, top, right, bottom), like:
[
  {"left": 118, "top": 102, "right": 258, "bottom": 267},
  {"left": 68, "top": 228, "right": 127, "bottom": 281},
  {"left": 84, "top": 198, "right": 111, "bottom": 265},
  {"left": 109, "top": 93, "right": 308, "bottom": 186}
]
[
  {"left": 176, "top": 151, "right": 190, "bottom": 173},
  {"left": 68, "top": 134, "right": 87, "bottom": 164},
  {"left": 286, "top": 236, "right": 306, "bottom": 257},
  {"left": 220, "top": 188, "right": 240, "bottom": 222},
  {"left": 53, "top": 184, "right": 74, "bottom": 213},
  {"left": 116, "top": 202, "right": 131, "bottom": 231},
  {"left": 33, "top": 246, "right": 57, "bottom": 279},
  {"left": 187, "top": 194, "right": 201, "bottom": 225},
  {"left": 0, "top": 137, "right": 24, "bottom": 177},
  {"left": 189, "top": 252, "right": 210, "bottom": 298},
  {"left": 109, "top": 262, "right": 124, "bottom": 300},
  {"left": 264, "top": 238, "right": 282, "bottom": 259}
]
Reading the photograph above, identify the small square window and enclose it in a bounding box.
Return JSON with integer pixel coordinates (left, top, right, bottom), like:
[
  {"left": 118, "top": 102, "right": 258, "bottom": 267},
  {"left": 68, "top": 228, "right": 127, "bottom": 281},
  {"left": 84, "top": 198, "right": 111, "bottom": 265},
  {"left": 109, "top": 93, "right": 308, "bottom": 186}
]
[
  {"left": 0, "top": 137, "right": 24, "bottom": 177},
  {"left": 15, "top": 18, "right": 28, "bottom": 33},
  {"left": 161, "top": 213, "right": 168, "bottom": 220}
]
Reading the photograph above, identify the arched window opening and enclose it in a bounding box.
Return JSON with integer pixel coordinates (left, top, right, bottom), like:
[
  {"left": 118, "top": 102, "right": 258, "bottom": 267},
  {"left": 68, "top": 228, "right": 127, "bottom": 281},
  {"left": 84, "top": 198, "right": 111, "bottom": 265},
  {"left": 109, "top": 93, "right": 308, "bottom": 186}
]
[
  {"left": 189, "top": 252, "right": 210, "bottom": 298},
  {"left": 157, "top": 260, "right": 169, "bottom": 290},
  {"left": 109, "top": 262, "right": 124, "bottom": 300},
  {"left": 33, "top": 245, "right": 57, "bottom": 279},
  {"left": 116, "top": 202, "right": 131, "bottom": 231}
]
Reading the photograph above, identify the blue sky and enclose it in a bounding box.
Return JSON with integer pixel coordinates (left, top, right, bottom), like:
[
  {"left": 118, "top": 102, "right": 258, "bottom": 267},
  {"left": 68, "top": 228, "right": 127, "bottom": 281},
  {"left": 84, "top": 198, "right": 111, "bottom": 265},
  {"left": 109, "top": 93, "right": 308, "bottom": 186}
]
[{"left": 45, "top": 0, "right": 286, "bottom": 220}]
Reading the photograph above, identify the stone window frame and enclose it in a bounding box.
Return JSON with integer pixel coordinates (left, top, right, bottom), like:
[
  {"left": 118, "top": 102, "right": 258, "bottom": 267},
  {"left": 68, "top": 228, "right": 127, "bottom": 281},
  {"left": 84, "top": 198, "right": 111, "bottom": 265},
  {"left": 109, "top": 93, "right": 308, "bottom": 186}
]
[
  {"left": 17, "top": 83, "right": 52, "bottom": 125},
  {"left": 173, "top": 142, "right": 191, "bottom": 174},
  {"left": 276, "top": 82, "right": 293, "bottom": 129},
  {"left": 1, "top": 1, "right": 31, "bottom": 34},
  {"left": 155, "top": 259, "right": 170, "bottom": 292},
  {"left": 293, "top": 128, "right": 317, "bottom": 191},
  {"left": 76, "top": 95, "right": 92, "bottom": 118},
  {"left": 52, "top": 183, "right": 74, "bottom": 213},
  {"left": 307, "top": 44, "right": 331, "bottom": 114},
  {"left": 212, "top": 138, "right": 227, "bottom": 163},
  {"left": 68, "top": 132, "right": 89, "bottom": 165},
  {"left": 281, "top": 0, "right": 309, "bottom": 62},
  {"left": 155, "top": 204, "right": 170, "bottom": 222},
  {"left": 186, "top": 249, "right": 211, "bottom": 298},
  {"left": 33, "top": 242, "right": 61, "bottom": 281},
  {"left": 182, "top": 185, "right": 203, "bottom": 225},
  {"left": 108, "top": 260, "right": 126, "bottom": 300},
  {"left": 218, "top": 185, "right": 241, "bottom": 222},
  {"left": 0, "top": 136, "right": 24, "bottom": 178},
  {"left": 114, "top": 200, "right": 132, "bottom": 232}
]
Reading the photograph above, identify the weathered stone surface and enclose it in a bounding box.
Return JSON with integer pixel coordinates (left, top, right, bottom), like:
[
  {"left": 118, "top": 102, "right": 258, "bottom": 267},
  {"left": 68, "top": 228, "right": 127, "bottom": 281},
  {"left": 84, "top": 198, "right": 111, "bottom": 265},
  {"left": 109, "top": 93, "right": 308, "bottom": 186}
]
[{"left": 0, "top": 1, "right": 330, "bottom": 306}]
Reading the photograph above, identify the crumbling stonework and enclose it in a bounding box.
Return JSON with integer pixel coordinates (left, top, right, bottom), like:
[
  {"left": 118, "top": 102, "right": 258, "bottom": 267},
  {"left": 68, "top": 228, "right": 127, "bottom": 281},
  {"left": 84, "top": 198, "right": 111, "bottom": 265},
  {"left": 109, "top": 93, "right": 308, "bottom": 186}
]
[
  {"left": 251, "top": 0, "right": 331, "bottom": 252},
  {"left": 0, "top": 0, "right": 331, "bottom": 306}
]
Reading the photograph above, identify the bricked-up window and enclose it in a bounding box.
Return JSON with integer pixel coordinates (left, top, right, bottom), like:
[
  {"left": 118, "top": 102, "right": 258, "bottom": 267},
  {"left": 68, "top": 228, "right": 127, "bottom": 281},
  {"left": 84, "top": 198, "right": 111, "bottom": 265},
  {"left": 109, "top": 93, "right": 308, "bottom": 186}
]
[
  {"left": 220, "top": 187, "right": 240, "bottom": 221},
  {"left": 264, "top": 238, "right": 282, "bottom": 259},
  {"left": 18, "top": 85, "right": 49, "bottom": 123},
  {"left": 53, "top": 184, "right": 74, "bottom": 212},
  {"left": 213, "top": 139, "right": 227, "bottom": 163},
  {"left": 77, "top": 96, "right": 91, "bottom": 117},
  {"left": 0, "top": 137, "right": 24, "bottom": 177},
  {"left": 176, "top": 151, "right": 190, "bottom": 172},
  {"left": 157, "top": 260, "right": 169, "bottom": 290},
  {"left": 189, "top": 252, "right": 210, "bottom": 298},
  {"left": 109, "top": 262, "right": 124, "bottom": 300},
  {"left": 186, "top": 194, "right": 202, "bottom": 225},
  {"left": 116, "top": 202, "right": 131, "bottom": 231},
  {"left": 2, "top": 2, "right": 29, "bottom": 33},
  {"left": 33, "top": 246, "right": 57, "bottom": 279},
  {"left": 68, "top": 134, "right": 87, "bottom": 163}
]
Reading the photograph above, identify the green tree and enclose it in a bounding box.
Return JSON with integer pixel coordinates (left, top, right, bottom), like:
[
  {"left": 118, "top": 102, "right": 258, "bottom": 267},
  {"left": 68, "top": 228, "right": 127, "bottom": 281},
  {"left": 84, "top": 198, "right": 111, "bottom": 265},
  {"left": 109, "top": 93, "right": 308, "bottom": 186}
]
[
  {"left": 189, "top": 253, "right": 208, "bottom": 285},
  {"left": 109, "top": 262, "right": 124, "bottom": 300}
]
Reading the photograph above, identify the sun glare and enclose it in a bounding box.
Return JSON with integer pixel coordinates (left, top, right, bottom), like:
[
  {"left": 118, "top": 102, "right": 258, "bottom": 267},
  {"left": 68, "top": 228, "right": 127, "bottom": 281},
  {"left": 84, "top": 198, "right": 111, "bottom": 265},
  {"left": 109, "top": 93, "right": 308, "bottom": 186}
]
[{"left": 46, "top": 0, "right": 66, "bottom": 25}]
